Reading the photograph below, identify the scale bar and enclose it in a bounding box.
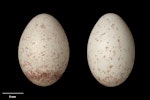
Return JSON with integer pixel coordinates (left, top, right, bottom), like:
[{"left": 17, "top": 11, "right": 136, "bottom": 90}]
[{"left": 2, "top": 92, "right": 24, "bottom": 94}]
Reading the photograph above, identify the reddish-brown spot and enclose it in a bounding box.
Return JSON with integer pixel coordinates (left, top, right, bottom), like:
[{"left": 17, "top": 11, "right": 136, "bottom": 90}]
[
  {"left": 111, "top": 24, "right": 115, "bottom": 29},
  {"left": 105, "top": 76, "right": 109, "bottom": 81},
  {"left": 103, "top": 55, "right": 106, "bottom": 58},
  {"left": 106, "top": 46, "right": 108, "bottom": 49},
  {"left": 55, "top": 54, "right": 60, "bottom": 60},
  {"left": 109, "top": 65, "right": 113, "bottom": 68},
  {"left": 127, "top": 68, "right": 130, "bottom": 72},
  {"left": 40, "top": 24, "right": 46, "bottom": 29},
  {"left": 27, "top": 54, "right": 30, "bottom": 57},
  {"left": 98, "top": 68, "right": 100, "bottom": 71},
  {"left": 21, "top": 48, "right": 24, "bottom": 53},
  {"left": 95, "top": 38, "right": 99, "bottom": 42},
  {"left": 103, "top": 71, "right": 106, "bottom": 74},
  {"left": 107, "top": 70, "right": 110, "bottom": 73},
  {"left": 40, "top": 51, "right": 45, "bottom": 57},
  {"left": 47, "top": 37, "right": 51, "bottom": 41},
  {"left": 102, "top": 79, "right": 106, "bottom": 83},
  {"left": 120, "top": 72, "right": 124, "bottom": 77},
  {"left": 22, "top": 61, "right": 31, "bottom": 67},
  {"left": 60, "top": 52, "right": 63, "bottom": 55},
  {"left": 32, "top": 42, "right": 36, "bottom": 45},
  {"left": 42, "top": 54, "right": 45, "bottom": 56},
  {"left": 113, "top": 50, "right": 116, "bottom": 55},
  {"left": 97, "top": 77, "right": 101, "bottom": 81},
  {"left": 118, "top": 57, "right": 120, "bottom": 61},
  {"left": 109, "top": 57, "right": 112, "bottom": 60},
  {"left": 118, "top": 39, "right": 120, "bottom": 42},
  {"left": 43, "top": 45, "right": 46, "bottom": 48},
  {"left": 25, "top": 47, "right": 28, "bottom": 49}
]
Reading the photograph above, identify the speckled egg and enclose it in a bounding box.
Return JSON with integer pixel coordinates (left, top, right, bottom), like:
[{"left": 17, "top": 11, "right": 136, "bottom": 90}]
[
  {"left": 87, "top": 13, "right": 135, "bottom": 87},
  {"left": 18, "top": 13, "right": 69, "bottom": 87}
]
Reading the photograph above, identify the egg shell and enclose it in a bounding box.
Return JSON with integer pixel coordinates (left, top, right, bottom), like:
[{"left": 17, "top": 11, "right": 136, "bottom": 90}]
[
  {"left": 87, "top": 13, "right": 135, "bottom": 87},
  {"left": 18, "top": 13, "right": 69, "bottom": 87}
]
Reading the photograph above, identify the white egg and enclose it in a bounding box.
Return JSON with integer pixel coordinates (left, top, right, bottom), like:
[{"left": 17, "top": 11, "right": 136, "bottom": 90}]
[
  {"left": 87, "top": 13, "right": 135, "bottom": 87},
  {"left": 18, "top": 13, "right": 69, "bottom": 87}
]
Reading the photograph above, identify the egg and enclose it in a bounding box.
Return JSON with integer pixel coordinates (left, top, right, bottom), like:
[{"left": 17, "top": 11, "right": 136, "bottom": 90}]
[
  {"left": 18, "top": 13, "right": 69, "bottom": 87},
  {"left": 87, "top": 13, "right": 135, "bottom": 87}
]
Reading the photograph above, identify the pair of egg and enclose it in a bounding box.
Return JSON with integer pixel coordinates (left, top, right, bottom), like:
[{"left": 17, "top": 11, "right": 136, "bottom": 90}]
[{"left": 18, "top": 13, "right": 135, "bottom": 87}]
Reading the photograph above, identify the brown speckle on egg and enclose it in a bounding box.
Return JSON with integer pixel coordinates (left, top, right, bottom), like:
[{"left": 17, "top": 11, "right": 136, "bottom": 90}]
[
  {"left": 103, "top": 71, "right": 106, "bottom": 74},
  {"left": 103, "top": 55, "right": 106, "bottom": 58},
  {"left": 109, "top": 57, "right": 112, "bottom": 60},
  {"left": 118, "top": 39, "right": 120, "bottom": 42},
  {"left": 113, "top": 50, "right": 116, "bottom": 55},
  {"left": 109, "top": 65, "right": 113, "bottom": 69},
  {"left": 95, "top": 38, "right": 99, "bottom": 42},
  {"left": 25, "top": 47, "right": 28, "bottom": 50},
  {"left": 116, "top": 27, "right": 118, "bottom": 30},
  {"left": 40, "top": 24, "right": 46, "bottom": 29},
  {"left": 92, "top": 68, "right": 95, "bottom": 71},
  {"left": 119, "top": 64, "right": 121, "bottom": 67},
  {"left": 111, "top": 24, "right": 115, "bottom": 29},
  {"left": 118, "top": 57, "right": 120, "bottom": 61},
  {"left": 21, "top": 61, "right": 32, "bottom": 68},
  {"left": 97, "top": 77, "right": 101, "bottom": 82},
  {"left": 106, "top": 46, "right": 108, "bottom": 49},
  {"left": 32, "top": 42, "right": 36, "bottom": 45},
  {"left": 107, "top": 70, "right": 110, "bottom": 73},
  {"left": 43, "top": 45, "right": 46, "bottom": 48},
  {"left": 47, "top": 37, "right": 51, "bottom": 41},
  {"left": 41, "top": 54, "right": 45, "bottom": 56}
]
